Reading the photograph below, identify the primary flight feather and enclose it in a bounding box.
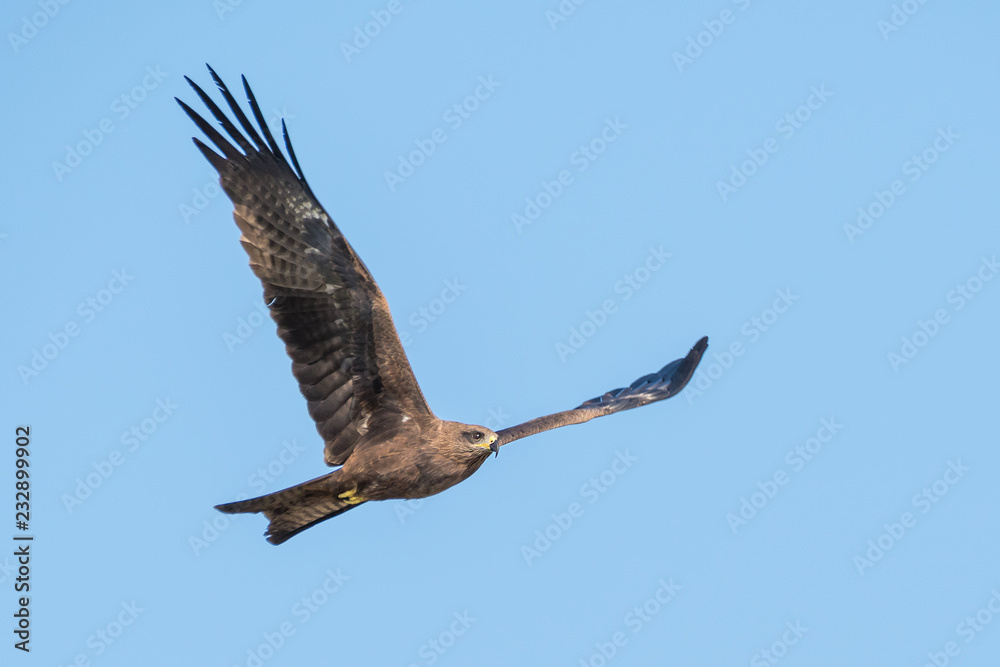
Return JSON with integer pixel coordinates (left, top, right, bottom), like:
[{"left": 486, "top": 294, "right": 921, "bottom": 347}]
[{"left": 177, "top": 65, "right": 707, "bottom": 544}]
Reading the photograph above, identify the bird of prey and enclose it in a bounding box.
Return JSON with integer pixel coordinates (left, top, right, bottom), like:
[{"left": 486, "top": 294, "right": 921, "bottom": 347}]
[{"left": 177, "top": 66, "right": 708, "bottom": 545}]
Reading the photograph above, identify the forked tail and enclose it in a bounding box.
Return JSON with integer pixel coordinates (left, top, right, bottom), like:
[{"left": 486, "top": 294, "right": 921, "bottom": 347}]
[{"left": 215, "top": 470, "right": 363, "bottom": 545}]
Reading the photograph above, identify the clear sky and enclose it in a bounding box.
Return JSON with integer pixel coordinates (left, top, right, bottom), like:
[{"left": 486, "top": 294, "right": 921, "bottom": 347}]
[{"left": 5, "top": 1, "right": 1000, "bottom": 665}]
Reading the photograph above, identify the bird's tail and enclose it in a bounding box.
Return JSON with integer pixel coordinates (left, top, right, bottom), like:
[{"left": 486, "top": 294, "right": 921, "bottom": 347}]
[{"left": 215, "top": 470, "right": 364, "bottom": 545}]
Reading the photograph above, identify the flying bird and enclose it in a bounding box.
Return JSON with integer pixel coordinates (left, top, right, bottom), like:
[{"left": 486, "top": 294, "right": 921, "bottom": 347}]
[{"left": 177, "top": 66, "right": 708, "bottom": 545}]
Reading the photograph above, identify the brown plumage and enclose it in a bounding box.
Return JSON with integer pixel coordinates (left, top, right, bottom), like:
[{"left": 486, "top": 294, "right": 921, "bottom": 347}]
[{"left": 177, "top": 66, "right": 708, "bottom": 545}]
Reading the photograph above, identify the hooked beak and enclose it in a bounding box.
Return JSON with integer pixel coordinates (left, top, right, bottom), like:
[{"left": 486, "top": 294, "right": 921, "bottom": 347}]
[{"left": 489, "top": 437, "right": 499, "bottom": 457}]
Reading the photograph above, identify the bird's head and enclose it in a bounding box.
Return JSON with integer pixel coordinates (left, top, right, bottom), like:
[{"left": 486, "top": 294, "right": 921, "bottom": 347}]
[{"left": 443, "top": 421, "right": 499, "bottom": 457}]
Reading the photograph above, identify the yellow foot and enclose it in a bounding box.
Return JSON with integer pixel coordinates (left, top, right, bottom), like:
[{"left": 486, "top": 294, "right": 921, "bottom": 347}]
[{"left": 337, "top": 488, "right": 365, "bottom": 505}]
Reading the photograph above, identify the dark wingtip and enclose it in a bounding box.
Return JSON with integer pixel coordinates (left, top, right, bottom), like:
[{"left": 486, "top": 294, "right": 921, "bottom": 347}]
[
  {"left": 265, "top": 531, "right": 290, "bottom": 546},
  {"left": 664, "top": 336, "right": 709, "bottom": 396},
  {"left": 282, "top": 118, "right": 305, "bottom": 181},
  {"left": 241, "top": 74, "right": 282, "bottom": 155},
  {"left": 182, "top": 75, "right": 200, "bottom": 95}
]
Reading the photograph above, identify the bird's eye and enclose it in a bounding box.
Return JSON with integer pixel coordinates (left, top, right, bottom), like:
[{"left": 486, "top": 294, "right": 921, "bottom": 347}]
[{"left": 472, "top": 432, "right": 483, "bottom": 441}]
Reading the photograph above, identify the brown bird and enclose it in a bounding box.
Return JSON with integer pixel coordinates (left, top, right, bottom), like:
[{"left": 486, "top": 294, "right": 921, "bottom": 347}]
[{"left": 177, "top": 66, "right": 708, "bottom": 544}]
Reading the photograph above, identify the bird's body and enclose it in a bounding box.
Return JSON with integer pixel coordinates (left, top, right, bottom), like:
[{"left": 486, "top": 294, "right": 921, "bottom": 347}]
[
  {"left": 220, "top": 419, "right": 495, "bottom": 543},
  {"left": 328, "top": 419, "right": 495, "bottom": 502},
  {"left": 178, "top": 66, "right": 707, "bottom": 544}
]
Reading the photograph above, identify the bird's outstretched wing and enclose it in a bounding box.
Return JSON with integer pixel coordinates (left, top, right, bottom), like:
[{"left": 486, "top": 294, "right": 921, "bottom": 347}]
[
  {"left": 494, "top": 337, "right": 708, "bottom": 449},
  {"left": 177, "top": 65, "right": 433, "bottom": 466}
]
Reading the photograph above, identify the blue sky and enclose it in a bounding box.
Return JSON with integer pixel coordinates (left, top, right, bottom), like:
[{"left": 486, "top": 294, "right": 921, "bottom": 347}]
[{"left": 4, "top": 0, "right": 1000, "bottom": 665}]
